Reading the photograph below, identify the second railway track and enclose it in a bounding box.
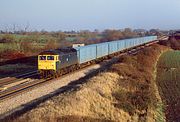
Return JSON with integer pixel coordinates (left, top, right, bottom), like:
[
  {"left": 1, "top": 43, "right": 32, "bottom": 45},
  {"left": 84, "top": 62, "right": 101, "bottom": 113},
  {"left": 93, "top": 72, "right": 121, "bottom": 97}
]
[{"left": 0, "top": 71, "right": 38, "bottom": 87}]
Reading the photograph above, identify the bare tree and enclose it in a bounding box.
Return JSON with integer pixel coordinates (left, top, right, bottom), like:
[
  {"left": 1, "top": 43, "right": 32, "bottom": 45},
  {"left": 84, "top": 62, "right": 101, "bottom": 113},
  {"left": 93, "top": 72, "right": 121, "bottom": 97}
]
[
  {"left": 13, "top": 23, "right": 16, "bottom": 33},
  {"left": 24, "top": 22, "right": 30, "bottom": 32}
]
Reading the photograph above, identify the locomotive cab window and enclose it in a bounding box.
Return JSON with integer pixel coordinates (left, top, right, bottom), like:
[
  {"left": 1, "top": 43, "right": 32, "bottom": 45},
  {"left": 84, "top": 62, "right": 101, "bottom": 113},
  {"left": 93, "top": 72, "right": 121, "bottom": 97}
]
[
  {"left": 47, "top": 56, "right": 54, "bottom": 60},
  {"left": 39, "top": 56, "right": 46, "bottom": 60}
]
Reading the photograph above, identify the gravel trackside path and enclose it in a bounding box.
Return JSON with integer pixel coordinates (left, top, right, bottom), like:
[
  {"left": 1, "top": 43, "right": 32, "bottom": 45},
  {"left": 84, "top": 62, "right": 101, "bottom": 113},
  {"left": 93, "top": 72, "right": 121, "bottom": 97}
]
[{"left": 0, "top": 64, "right": 101, "bottom": 118}]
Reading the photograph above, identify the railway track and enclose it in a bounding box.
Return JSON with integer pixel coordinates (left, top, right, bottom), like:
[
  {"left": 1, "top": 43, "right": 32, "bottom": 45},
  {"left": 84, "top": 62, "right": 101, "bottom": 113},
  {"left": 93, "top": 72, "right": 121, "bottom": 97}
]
[
  {"left": 0, "top": 36, "right": 168, "bottom": 102},
  {"left": 0, "top": 71, "right": 38, "bottom": 87},
  {"left": 0, "top": 79, "right": 47, "bottom": 101},
  {"left": 0, "top": 71, "right": 38, "bottom": 92}
]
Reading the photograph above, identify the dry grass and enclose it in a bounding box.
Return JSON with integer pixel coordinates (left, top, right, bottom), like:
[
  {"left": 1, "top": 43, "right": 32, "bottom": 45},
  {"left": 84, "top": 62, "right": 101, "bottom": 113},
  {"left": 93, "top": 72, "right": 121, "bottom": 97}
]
[
  {"left": 109, "top": 45, "right": 169, "bottom": 120},
  {"left": 159, "top": 38, "right": 180, "bottom": 50},
  {"left": 12, "top": 72, "right": 132, "bottom": 122},
  {"left": 10, "top": 44, "right": 169, "bottom": 122}
]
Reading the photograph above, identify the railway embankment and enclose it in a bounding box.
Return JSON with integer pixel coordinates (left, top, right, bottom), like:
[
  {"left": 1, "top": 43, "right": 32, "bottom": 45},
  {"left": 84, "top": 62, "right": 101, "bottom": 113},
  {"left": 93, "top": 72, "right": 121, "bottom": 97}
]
[{"left": 7, "top": 44, "right": 169, "bottom": 122}]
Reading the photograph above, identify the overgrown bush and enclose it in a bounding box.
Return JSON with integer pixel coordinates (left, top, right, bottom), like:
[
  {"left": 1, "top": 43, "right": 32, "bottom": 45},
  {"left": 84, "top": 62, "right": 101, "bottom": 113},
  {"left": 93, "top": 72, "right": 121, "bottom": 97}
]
[
  {"left": 0, "top": 34, "right": 15, "bottom": 43},
  {"left": 0, "top": 49, "right": 26, "bottom": 60},
  {"left": 19, "top": 41, "right": 33, "bottom": 53},
  {"left": 44, "top": 39, "right": 58, "bottom": 50},
  {"left": 159, "top": 38, "right": 180, "bottom": 50}
]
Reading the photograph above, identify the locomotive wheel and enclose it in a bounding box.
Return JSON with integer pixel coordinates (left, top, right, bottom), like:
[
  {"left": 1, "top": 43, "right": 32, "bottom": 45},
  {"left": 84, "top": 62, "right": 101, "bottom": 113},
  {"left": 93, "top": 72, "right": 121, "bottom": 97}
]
[{"left": 39, "top": 70, "right": 45, "bottom": 79}]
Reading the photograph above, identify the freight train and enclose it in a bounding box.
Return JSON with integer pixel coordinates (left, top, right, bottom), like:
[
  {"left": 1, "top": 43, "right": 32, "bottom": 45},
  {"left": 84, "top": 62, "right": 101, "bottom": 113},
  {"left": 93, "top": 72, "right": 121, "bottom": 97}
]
[{"left": 38, "top": 36, "right": 157, "bottom": 78}]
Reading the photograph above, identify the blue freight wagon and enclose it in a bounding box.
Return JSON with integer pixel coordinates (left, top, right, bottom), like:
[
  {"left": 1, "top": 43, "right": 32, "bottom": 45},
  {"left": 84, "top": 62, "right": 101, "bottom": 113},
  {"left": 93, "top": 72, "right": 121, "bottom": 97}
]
[
  {"left": 74, "top": 36, "right": 157, "bottom": 64},
  {"left": 96, "top": 43, "right": 109, "bottom": 58},
  {"left": 74, "top": 44, "right": 97, "bottom": 64},
  {"left": 108, "top": 41, "right": 118, "bottom": 54}
]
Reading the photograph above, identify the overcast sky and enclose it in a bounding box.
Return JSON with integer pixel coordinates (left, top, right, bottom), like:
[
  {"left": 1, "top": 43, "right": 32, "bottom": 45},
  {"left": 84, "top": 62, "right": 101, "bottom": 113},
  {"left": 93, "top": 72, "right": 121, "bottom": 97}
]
[{"left": 0, "top": 0, "right": 180, "bottom": 31}]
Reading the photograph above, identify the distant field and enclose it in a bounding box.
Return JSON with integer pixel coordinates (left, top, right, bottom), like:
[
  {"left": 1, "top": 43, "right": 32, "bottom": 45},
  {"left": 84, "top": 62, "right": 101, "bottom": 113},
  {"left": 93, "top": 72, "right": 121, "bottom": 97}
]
[
  {"left": 0, "top": 31, "right": 141, "bottom": 61},
  {"left": 0, "top": 43, "right": 20, "bottom": 52},
  {"left": 0, "top": 34, "right": 55, "bottom": 43},
  {"left": 0, "top": 34, "right": 57, "bottom": 60},
  {"left": 0, "top": 33, "right": 105, "bottom": 61},
  {"left": 158, "top": 51, "right": 180, "bottom": 68},
  {"left": 156, "top": 51, "right": 180, "bottom": 121}
]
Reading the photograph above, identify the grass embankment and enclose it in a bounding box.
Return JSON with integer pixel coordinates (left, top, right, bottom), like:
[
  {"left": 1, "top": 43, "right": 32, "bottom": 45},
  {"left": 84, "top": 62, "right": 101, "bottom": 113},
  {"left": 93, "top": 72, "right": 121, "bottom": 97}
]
[
  {"left": 9, "top": 44, "right": 168, "bottom": 122},
  {"left": 156, "top": 51, "right": 180, "bottom": 122}
]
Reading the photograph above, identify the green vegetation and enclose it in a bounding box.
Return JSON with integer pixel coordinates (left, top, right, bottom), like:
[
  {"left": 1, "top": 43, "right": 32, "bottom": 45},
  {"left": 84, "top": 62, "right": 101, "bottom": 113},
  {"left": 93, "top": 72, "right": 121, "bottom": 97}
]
[
  {"left": 0, "top": 34, "right": 58, "bottom": 61},
  {"left": 0, "top": 28, "right": 143, "bottom": 61},
  {"left": 156, "top": 51, "right": 180, "bottom": 122},
  {"left": 158, "top": 51, "right": 180, "bottom": 68},
  {"left": 0, "top": 43, "right": 20, "bottom": 52}
]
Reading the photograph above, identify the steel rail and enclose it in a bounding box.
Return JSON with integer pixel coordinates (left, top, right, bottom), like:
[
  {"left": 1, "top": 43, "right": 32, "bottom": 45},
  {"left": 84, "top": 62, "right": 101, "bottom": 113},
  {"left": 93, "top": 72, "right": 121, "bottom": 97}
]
[{"left": 0, "top": 71, "right": 38, "bottom": 87}]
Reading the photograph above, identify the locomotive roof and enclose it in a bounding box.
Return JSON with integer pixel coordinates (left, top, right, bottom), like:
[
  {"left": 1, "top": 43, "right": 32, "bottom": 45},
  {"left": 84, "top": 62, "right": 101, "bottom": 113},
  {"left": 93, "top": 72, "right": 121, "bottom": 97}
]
[{"left": 39, "top": 47, "right": 77, "bottom": 55}]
